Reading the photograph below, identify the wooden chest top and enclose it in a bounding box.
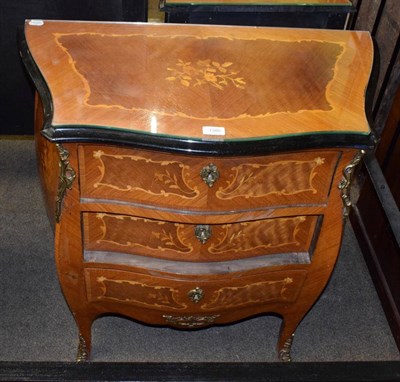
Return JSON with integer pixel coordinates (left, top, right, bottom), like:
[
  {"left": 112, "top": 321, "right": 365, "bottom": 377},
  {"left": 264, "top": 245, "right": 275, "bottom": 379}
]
[{"left": 24, "top": 20, "right": 372, "bottom": 146}]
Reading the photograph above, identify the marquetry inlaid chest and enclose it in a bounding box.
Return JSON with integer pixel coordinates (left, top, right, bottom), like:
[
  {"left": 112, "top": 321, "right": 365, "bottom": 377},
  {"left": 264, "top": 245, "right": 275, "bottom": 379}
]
[{"left": 20, "top": 20, "right": 374, "bottom": 362}]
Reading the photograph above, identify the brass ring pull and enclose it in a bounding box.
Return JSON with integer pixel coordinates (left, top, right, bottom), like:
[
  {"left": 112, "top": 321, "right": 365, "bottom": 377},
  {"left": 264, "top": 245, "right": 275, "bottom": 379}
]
[
  {"left": 195, "top": 224, "right": 212, "bottom": 244},
  {"left": 188, "top": 287, "right": 204, "bottom": 303},
  {"left": 200, "top": 163, "right": 219, "bottom": 187}
]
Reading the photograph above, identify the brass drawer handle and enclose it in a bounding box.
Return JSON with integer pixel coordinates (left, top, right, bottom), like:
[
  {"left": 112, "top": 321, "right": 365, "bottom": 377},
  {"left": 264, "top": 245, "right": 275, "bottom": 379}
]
[
  {"left": 200, "top": 163, "right": 219, "bottom": 187},
  {"left": 195, "top": 224, "right": 212, "bottom": 244},
  {"left": 188, "top": 287, "right": 204, "bottom": 303}
]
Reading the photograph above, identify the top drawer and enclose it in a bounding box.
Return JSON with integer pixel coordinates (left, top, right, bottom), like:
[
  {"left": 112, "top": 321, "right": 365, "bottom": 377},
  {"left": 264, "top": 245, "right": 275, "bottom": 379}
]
[{"left": 78, "top": 145, "right": 340, "bottom": 212}]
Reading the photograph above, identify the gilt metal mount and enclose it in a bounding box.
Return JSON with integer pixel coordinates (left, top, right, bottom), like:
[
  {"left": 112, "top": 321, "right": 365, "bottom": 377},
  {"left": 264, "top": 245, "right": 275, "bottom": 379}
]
[
  {"left": 279, "top": 334, "right": 294, "bottom": 362},
  {"left": 76, "top": 334, "right": 88, "bottom": 362},
  {"left": 338, "top": 150, "right": 365, "bottom": 217},
  {"left": 200, "top": 163, "right": 220, "bottom": 187},
  {"left": 188, "top": 286, "right": 204, "bottom": 303},
  {"left": 163, "top": 314, "right": 219, "bottom": 328},
  {"left": 195, "top": 224, "right": 212, "bottom": 244},
  {"left": 55, "top": 144, "right": 76, "bottom": 223}
]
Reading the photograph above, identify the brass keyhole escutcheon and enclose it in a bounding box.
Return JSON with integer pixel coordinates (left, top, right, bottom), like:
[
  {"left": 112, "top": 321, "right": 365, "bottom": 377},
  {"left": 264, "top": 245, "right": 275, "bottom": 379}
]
[
  {"left": 195, "top": 224, "right": 212, "bottom": 244},
  {"left": 200, "top": 163, "right": 220, "bottom": 187},
  {"left": 188, "top": 287, "right": 204, "bottom": 303}
]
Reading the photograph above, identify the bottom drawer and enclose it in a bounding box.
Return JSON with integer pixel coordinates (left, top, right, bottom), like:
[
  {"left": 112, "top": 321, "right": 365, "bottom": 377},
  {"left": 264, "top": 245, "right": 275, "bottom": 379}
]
[{"left": 85, "top": 268, "right": 307, "bottom": 314}]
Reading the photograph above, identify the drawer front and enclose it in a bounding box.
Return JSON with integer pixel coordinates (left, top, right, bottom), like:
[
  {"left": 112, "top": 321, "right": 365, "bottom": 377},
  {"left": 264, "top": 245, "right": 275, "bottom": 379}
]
[
  {"left": 79, "top": 145, "right": 340, "bottom": 211},
  {"left": 83, "top": 212, "right": 320, "bottom": 262},
  {"left": 85, "top": 268, "right": 307, "bottom": 314}
]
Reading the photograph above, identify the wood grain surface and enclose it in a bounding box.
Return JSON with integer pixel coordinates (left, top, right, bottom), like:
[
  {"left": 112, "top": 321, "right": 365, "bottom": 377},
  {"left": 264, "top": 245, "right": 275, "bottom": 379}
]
[
  {"left": 52, "top": 142, "right": 357, "bottom": 359},
  {"left": 25, "top": 20, "right": 373, "bottom": 361},
  {"left": 25, "top": 20, "right": 372, "bottom": 141}
]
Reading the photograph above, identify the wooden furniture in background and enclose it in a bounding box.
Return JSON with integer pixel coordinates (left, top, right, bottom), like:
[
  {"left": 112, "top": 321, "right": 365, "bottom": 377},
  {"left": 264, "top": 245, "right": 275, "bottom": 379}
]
[
  {"left": 351, "top": 86, "right": 400, "bottom": 349},
  {"left": 21, "top": 20, "right": 374, "bottom": 361},
  {"left": 160, "top": 0, "right": 353, "bottom": 28},
  {"left": 349, "top": 0, "right": 400, "bottom": 351}
]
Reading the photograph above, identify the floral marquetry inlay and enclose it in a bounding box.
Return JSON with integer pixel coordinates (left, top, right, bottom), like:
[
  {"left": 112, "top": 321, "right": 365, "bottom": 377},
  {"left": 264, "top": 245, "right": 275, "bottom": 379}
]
[
  {"left": 95, "top": 276, "right": 187, "bottom": 310},
  {"left": 217, "top": 157, "right": 325, "bottom": 200},
  {"left": 209, "top": 217, "right": 306, "bottom": 254},
  {"left": 166, "top": 59, "right": 246, "bottom": 90},
  {"left": 49, "top": 29, "right": 353, "bottom": 122},
  {"left": 84, "top": 212, "right": 319, "bottom": 262},
  {"left": 91, "top": 150, "right": 199, "bottom": 199},
  {"left": 202, "top": 277, "right": 299, "bottom": 310},
  {"left": 25, "top": 20, "right": 375, "bottom": 363},
  {"left": 95, "top": 213, "right": 192, "bottom": 254}
]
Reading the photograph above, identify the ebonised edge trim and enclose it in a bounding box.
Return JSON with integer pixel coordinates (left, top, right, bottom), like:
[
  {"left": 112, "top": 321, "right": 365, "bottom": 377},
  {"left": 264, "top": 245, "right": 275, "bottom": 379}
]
[
  {"left": 17, "top": 25, "right": 53, "bottom": 137},
  {"left": 18, "top": 24, "right": 375, "bottom": 157}
]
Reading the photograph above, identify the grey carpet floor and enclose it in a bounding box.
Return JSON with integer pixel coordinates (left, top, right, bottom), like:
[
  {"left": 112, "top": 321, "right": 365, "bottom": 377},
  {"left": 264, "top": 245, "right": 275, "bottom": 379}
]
[{"left": 0, "top": 139, "right": 399, "bottom": 363}]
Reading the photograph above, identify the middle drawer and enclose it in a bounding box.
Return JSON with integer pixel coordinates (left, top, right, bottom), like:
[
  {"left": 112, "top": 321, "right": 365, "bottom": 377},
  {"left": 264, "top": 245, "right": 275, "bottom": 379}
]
[{"left": 83, "top": 212, "right": 320, "bottom": 263}]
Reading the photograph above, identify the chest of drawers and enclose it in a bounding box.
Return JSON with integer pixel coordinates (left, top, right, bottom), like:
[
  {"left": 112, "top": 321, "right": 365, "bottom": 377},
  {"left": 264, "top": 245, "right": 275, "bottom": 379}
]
[{"left": 21, "top": 20, "right": 374, "bottom": 362}]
